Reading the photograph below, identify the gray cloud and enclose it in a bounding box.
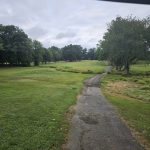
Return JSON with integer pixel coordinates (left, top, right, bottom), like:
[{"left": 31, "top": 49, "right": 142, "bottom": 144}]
[
  {"left": 26, "top": 26, "right": 48, "bottom": 39},
  {"left": 0, "top": 0, "right": 150, "bottom": 48},
  {"left": 55, "top": 32, "right": 76, "bottom": 39}
]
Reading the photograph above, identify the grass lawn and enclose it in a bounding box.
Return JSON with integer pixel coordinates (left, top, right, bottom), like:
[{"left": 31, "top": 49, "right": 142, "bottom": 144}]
[
  {"left": 41, "top": 60, "right": 106, "bottom": 74},
  {"left": 131, "top": 63, "right": 150, "bottom": 75},
  {"left": 0, "top": 60, "right": 104, "bottom": 150},
  {"left": 101, "top": 64, "right": 150, "bottom": 148}
]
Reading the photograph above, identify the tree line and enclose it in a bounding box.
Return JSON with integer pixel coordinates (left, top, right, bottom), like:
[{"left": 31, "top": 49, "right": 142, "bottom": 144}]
[
  {"left": 0, "top": 24, "right": 97, "bottom": 66},
  {"left": 96, "top": 16, "right": 150, "bottom": 74},
  {"left": 1, "top": 16, "right": 149, "bottom": 71}
]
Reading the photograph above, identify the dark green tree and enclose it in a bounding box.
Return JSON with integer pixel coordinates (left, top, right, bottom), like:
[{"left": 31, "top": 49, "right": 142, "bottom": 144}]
[
  {"left": 143, "top": 16, "right": 150, "bottom": 62},
  {"left": 49, "top": 46, "right": 62, "bottom": 62},
  {"left": 33, "top": 40, "right": 43, "bottom": 66},
  {"left": 81, "top": 48, "right": 87, "bottom": 60},
  {"left": 62, "top": 44, "right": 83, "bottom": 61},
  {"left": 97, "top": 16, "right": 149, "bottom": 74},
  {"left": 87, "top": 48, "right": 96, "bottom": 60},
  {"left": 0, "top": 24, "right": 32, "bottom": 66},
  {"left": 42, "top": 48, "right": 53, "bottom": 64}
]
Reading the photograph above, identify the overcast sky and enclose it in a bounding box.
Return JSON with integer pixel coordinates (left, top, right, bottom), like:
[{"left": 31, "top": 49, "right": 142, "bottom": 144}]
[{"left": 0, "top": 0, "right": 150, "bottom": 48}]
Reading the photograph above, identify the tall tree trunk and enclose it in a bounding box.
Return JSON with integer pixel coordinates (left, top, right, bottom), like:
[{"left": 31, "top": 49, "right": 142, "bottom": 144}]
[
  {"left": 125, "top": 61, "right": 130, "bottom": 75},
  {"left": 116, "top": 66, "right": 118, "bottom": 70}
]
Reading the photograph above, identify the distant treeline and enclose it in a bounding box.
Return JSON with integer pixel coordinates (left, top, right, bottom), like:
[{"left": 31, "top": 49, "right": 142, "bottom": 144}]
[{"left": 0, "top": 25, "right": 97, "bottom": 66}]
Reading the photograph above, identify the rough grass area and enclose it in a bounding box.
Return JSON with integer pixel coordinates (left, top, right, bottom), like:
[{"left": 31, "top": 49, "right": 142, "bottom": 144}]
[
  {"left": 0, "top": 67, "right": 93, "bottom": 150},
  {"left": 41, "top": 60, "right": 106, "bottom": 74},
  {"left": 101, "top": 64, "right": 150, "bottom": 149}
]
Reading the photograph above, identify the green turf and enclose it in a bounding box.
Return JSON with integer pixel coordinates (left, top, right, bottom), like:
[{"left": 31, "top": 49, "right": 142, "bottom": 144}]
[
  {"left": 41, "top": 60, "right": 106, "bottom": 74},
  {"left": 0, "top": 60, "right": 104, "bottom": 150},
  {"left": 101, "top": 64, "right": 150, "bottom": 143},
  {"left": 131, "top": 64, "right": 150, "bottom": 75}
]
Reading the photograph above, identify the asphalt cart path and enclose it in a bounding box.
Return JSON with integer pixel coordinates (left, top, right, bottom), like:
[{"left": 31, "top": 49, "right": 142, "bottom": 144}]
[{"left": 66, "top": 73, "right": 143, "bottom": 150}]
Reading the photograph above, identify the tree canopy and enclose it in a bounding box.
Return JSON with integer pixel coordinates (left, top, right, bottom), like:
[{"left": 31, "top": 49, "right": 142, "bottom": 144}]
[
  {"left": 0, "top": 25, "right": 33, "bottom": 66},
  {"left": 62, "top": 44, "right": 83, "bottom": 61},
  {"left": 96, "top": 16, "right": 150, "bottom": 74},
  {"left": 0, "top": 24, "right": 99, "bottom": 67}
]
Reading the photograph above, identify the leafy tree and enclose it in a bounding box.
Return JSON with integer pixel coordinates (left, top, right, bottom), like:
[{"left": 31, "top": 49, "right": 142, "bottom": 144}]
[
  {"left": 49, "top": 46, "right": 62, "bottom": 61},
  {"left": 33, "top": 40, "right": 43, "bottom": 66},
  {"left": 0, "top": 24, "right": 32, "bottom": 66},
  {"left": 142, "top": 16, "right": 150, "bottom": 62},
  {"left": 81, "top": 48, "right": 88, "bottom": 60},
  {"left": 97, "top": 16, "right": 149, "bottom": 74},
  {"left": 87, "top": 48, "right": 96, "bottom": 60},
  {"left": 0, "top": 37, "right": 3, "bottom": 51},
  {"left": 62, "top": 44, "right": 83, "bottom": 61},
  {"left": 96, "top": 43, "right": 107, "bottom": 61},
  {"left": 0, "top": 36, "right": 5, "bottom": 65},
  {"left": 42, "top": 48, "right": 53, "bottom": 64}
]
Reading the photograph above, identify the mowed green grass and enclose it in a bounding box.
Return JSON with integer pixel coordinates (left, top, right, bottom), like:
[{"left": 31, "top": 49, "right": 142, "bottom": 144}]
[
  {"left": 42, "top": 60, "right": 106, "bottom": 74},
  {"left": 101, "top": 64, "right": 150, "bottom": 146},
  {"left": 131, "top": 64, "right": 150, "bottom": 75},
  {"left": 0, "top": 60, "right": 105, "bottom": 150},
  {"left": 0, "top": 67, "right": 92, "bottom": 150}
]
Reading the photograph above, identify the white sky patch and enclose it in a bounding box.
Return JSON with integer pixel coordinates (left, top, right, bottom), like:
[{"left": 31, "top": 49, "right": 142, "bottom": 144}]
[{"left": 0, "top": 0, "right": 150, "bottom": 48}]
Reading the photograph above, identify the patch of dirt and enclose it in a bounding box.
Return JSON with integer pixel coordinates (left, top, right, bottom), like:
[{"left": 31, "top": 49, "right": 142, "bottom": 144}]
[
  {"left": 109, "top": 92, "right": 145, "bottom": 103},
  {"left": 79, "top": 116, "right": 98, "bottom": 125},
  {"left": 106, "top": 81, "right": 138, "bottom": 94},
  {"left": 105, "top": 81, "right": 147, "bottom": 103},
  {"left": 66, "top": 105, "right": 76, "bottom": 122}
]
